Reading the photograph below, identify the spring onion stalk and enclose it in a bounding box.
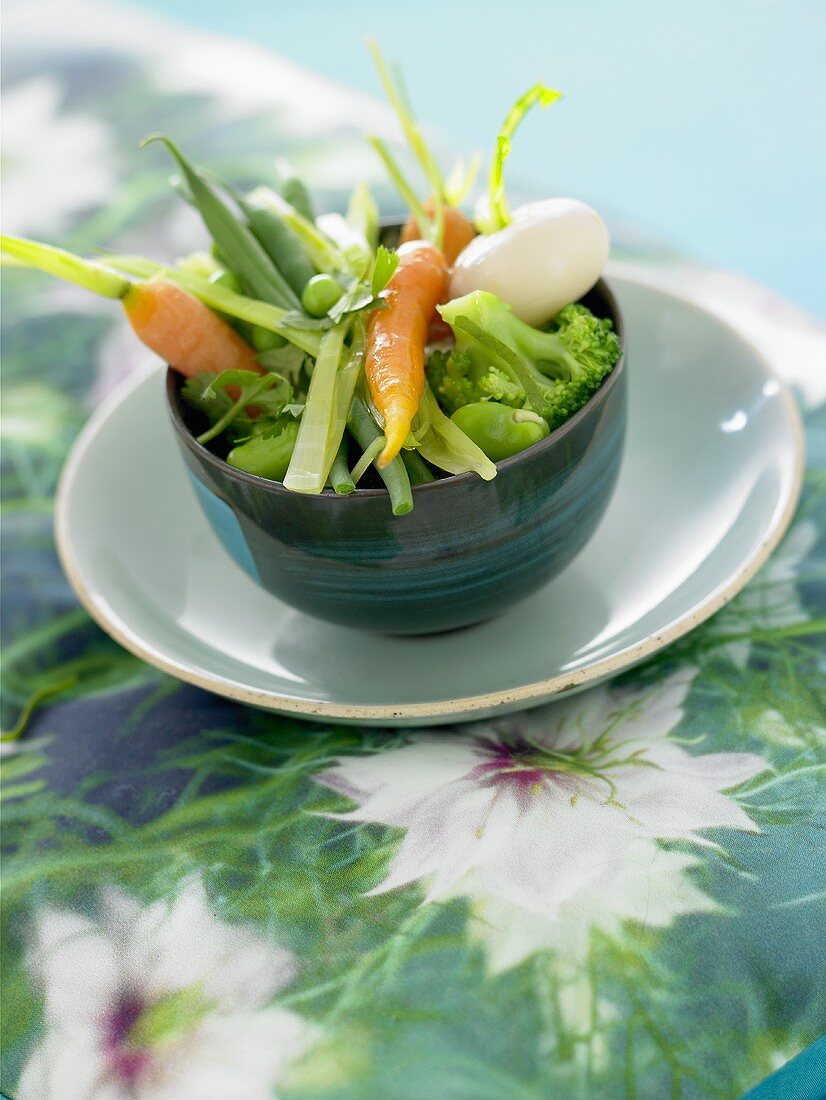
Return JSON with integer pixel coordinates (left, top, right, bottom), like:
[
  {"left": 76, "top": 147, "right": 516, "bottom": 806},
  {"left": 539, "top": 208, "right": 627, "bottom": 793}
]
[
  {"left": 347, "top": 394, "right": 413, "bottom": 516},
  {"left": 346, "top": 182, "right": 380, "bottom": 252},
  {"left": 283, "top": 324, "right": 349, "bottom": 493},
  {"left": 349, "top": 437, "right": 385, "bottom": 484},
  {"left": 106, "top": 254, "right": 321, "bottom": 357},
  {"left": 416, "top": 387, "right": 497, "bottom": 480},
  {"left": 1, "top": 235, "right": 131, "bottom": 299},
  {"left": 330, "top": 438, "right": 356, "bottom": 494},
  {"left": 366, "top": 40, "right": 444, "bottom": 248},
  {"left": 321, "top": 320, "right": 366, "bottom": 475},
  {"left": 247, "top": 187, "right": 349, "bottom": 275}
]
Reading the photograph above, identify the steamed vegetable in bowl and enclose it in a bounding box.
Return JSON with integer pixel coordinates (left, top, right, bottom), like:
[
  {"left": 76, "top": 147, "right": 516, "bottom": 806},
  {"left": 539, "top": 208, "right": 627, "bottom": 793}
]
[{"left": 1, "top": 43, "right": 621, "bottom": 519}]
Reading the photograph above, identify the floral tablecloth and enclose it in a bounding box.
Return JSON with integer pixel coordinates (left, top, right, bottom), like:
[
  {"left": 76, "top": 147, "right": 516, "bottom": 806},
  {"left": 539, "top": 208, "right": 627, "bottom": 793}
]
[{"left": 2, "top": 3, "right": 824, "bottom": 1098}]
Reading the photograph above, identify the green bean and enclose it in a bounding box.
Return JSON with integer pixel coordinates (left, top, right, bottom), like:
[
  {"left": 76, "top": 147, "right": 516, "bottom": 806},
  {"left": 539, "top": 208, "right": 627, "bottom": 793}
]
[
  {"left": 244, "top": 202, "right": 316, "bottom": 296},
  {"left": 330, "top": 437, "right": 355, "bottom": 494},
  {"left": 349, "top": 437, "right": 384, "bottom": 485},
  {"left": 142, "top": 135, "right": 300, "bottom": 310},
  {"left": 347, "top": 394, "right": 413, "bottom": 516},
  {"left": 401, "top": 449, "right": 437, "bottom": 485}
]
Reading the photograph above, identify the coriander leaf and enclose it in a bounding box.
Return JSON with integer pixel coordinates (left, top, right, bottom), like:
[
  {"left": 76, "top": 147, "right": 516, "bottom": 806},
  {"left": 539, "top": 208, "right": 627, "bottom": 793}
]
[
  {"left": 277, "top": 310, "right": 334, "bottom": 332},
  {"left": 257, "top": 343, "right": 306, "bottom": 376},
  {"left": 371, "top": 245, "right": 399, "bottom": 296},
  {"left": 190, "top": 369, "right": 292, "bottom": 445}
]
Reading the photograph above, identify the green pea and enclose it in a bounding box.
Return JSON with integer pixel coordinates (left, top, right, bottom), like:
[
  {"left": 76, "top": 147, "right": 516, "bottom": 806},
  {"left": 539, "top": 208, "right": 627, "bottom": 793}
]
[
  {"left": 251, "top": 325, "right": 287, "bottom": 351},
  {"left": 226, "top": 421, "right": 299, "bottom": 482},
  {"left": 450, "top": 402, "right": 550, "bottom": 462},
  {"left": 301, "top": 273, "right": 344, "bottom": 318}
]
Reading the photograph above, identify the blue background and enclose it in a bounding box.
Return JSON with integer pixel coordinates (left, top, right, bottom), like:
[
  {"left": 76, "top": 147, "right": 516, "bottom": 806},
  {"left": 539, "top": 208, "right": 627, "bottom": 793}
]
[{"left": 131, "top": 0, "right": 825, "bottom": 319}]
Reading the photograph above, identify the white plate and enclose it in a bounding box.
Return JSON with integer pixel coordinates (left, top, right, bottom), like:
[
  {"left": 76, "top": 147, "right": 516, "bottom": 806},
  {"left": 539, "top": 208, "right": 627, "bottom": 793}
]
[{"left": 55, "top": 272, "right": 804, "bottom": 725}]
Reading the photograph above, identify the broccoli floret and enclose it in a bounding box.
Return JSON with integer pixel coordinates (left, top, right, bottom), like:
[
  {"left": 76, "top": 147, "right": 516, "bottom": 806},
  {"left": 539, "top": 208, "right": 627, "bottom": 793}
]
[
  {"left": 438, "top": 291, "right": 621, "bottom": 430},
  {"left": 549, "top": 303, "right": 621, "bottom": 377},
  {"left": 426, "top": 348, "right": 523, "bottom": 415}
]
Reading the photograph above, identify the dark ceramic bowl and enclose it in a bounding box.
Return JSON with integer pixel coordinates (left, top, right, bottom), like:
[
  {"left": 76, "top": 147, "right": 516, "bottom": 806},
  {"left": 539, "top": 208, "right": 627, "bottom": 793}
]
[{"left": 167, "top": 278, "right": 626, "bottom": 635}]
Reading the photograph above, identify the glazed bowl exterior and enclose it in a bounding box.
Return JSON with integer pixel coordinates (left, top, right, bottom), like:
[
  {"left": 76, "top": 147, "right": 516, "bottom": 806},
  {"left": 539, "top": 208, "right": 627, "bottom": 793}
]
[{"left": 167, "top": 278, "right": 626, "bottom": 635}]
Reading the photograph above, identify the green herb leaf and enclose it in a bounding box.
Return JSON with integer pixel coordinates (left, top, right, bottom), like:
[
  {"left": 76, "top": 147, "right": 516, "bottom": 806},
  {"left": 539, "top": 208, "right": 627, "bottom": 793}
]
[
  {"left": 278, "top": 310, "right": 335, "bottom": 332},
  {"left": 183, "top": 369, "right": 292, "bottom": 445}
]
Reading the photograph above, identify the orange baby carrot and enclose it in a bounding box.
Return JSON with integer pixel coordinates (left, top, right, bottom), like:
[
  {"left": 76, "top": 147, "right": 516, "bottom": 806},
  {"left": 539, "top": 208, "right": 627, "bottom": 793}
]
[
  {"left": 400, "top": 201, "right": 476, "bottom": 265},
  {"left": 122, "top": 275, "right": 261, "bottom": 379},
  {"left": 365, "top": 240, "right": 448, "bottom": 467}
]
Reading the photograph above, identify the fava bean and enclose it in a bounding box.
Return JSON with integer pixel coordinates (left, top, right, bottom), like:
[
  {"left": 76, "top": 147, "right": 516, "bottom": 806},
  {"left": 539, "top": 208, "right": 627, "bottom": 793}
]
[{"left": 450, "top": 402, "right": 549, "bottom": 462}]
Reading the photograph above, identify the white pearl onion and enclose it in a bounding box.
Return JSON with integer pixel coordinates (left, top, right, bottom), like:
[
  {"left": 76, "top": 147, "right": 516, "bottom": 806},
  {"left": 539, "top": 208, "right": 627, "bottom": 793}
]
[{"left": 449, "top": 198, "right": 610, "bottom": 326}]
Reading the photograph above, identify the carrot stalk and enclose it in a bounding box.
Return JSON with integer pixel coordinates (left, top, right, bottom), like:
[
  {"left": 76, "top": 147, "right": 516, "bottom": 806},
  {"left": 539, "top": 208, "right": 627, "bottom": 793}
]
[
  {"left": 365, "top": 241, "right": 448, "bottom": 467},
  {"left": 1, "top": 235, "right": 130, "bottom": 298}
]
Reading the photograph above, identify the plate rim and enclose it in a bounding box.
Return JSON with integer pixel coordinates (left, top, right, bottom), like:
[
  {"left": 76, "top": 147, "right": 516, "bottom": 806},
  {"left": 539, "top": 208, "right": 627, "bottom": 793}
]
[{"left": 54, "top": 271, "right": 806, "bottom": 722}]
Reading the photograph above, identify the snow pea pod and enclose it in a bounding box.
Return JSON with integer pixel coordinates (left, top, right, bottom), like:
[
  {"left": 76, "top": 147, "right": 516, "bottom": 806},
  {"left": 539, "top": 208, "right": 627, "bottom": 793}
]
[
  {"left": 244, "top": 202, "right": 316, "bottom": 297},
  {"left": 226, "top": 421, "right": 300, "bottom": 482},
  {"left": 450, "top": 402, "right": 549, "bottom": 462},
  {"left": 280, "top": 171, "right": 315, "bottom": 222},
  {"left": 142, "top": 135, "right": 300, "bottom": 311}
]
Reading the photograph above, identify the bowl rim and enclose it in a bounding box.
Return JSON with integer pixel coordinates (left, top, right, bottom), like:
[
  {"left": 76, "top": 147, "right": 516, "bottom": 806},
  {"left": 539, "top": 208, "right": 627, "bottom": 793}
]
[{"left": 166, "top": 276, "right": 625, "bottom": 500}]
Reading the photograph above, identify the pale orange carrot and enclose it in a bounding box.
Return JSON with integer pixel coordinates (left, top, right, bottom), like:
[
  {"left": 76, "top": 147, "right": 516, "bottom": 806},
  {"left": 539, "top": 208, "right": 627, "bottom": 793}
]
[
  {"left": 366, "top": 241, "right": 448, "bottom": 467},
  {"left": 122, "top": 275, "right": 261, "bottom": 378},
  {"left": 400, "top": 201, "right": 476, "bottom": 265}
]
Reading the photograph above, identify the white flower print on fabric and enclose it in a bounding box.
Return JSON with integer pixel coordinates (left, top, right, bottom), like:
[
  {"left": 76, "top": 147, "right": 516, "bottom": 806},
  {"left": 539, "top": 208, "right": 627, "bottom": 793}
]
[
  {"left": 18, "top": 878, "right": 317, "bottom": 1100},
  {"left": 316, "top": 671, "right": 769, "bottom": 969},
  {"left": 2, "top": 77, "right": 117, "bottom": 237},
  {"left": 713, "top": 519, "right": 818, "bottom": 668},
  {"left": 464, "top": 841, "right": 718, "bottom": 974}
]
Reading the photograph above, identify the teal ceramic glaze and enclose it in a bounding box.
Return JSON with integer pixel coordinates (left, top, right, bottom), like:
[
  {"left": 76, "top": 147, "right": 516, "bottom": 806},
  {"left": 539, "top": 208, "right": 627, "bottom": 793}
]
[
  {"left": 167, "top": 280, "right": 626, "bottom": 634},
  {"left": 55, "top": 274, "right": 803, "bottom": 725}
]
